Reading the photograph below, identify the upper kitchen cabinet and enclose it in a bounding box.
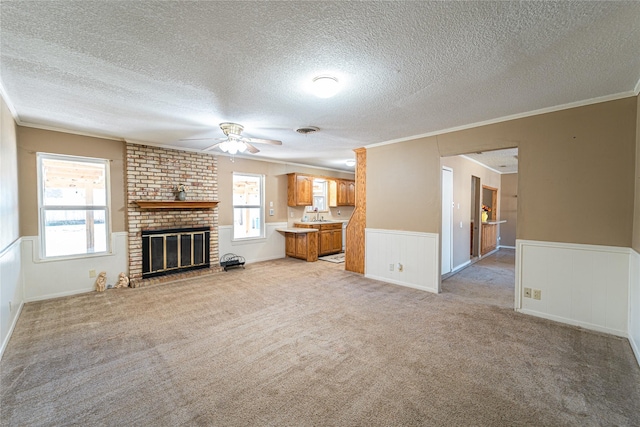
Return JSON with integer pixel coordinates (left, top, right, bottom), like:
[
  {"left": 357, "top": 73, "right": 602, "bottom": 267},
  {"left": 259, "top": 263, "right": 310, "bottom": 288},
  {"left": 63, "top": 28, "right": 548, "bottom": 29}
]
[
  {"left": 337, "top": 179, "right": 356, "bottom": 206},
  {"left": 287, "top": 173, "right": 313, "bottom": 207}
]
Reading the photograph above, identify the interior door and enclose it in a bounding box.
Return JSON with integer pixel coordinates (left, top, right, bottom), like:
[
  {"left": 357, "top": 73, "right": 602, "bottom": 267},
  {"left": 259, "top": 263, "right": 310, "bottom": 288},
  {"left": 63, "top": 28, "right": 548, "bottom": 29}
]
[{"left": 441, "top": 167, "right": 453, "bottom": 275}]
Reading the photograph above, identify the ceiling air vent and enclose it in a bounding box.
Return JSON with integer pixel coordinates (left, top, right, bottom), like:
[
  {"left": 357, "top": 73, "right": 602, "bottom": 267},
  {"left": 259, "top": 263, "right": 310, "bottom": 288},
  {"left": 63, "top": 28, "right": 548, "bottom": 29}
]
[{"left": 295, "top": 126, "right": 319, "bottom": 135}]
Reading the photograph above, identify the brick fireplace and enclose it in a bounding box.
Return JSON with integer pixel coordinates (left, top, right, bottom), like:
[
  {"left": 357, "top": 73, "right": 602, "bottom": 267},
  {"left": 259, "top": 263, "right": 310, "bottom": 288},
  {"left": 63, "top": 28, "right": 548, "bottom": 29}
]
[{"left": 125, "top": 143, "right": 219, "bottom": 286}]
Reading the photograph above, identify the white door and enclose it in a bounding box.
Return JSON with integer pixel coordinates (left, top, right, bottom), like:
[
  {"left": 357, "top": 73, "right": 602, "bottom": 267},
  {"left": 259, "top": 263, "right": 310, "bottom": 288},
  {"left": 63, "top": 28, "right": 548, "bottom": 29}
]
[{"left": 441, "top": 167, "right": 453, "bottom": 275}]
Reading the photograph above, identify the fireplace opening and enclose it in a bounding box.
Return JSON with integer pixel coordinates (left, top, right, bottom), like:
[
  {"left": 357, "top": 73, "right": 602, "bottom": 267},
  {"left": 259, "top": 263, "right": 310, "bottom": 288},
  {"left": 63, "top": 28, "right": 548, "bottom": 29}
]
[{"left": 142, "top": 227, "right": 210, "bottom": 278}]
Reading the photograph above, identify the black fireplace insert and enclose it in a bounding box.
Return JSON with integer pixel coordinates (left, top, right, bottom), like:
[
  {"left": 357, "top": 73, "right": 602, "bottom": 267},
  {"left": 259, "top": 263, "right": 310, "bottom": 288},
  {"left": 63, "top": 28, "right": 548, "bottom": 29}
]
[{"left": 142, "top": 227, "right": 210, "bottom": 278}]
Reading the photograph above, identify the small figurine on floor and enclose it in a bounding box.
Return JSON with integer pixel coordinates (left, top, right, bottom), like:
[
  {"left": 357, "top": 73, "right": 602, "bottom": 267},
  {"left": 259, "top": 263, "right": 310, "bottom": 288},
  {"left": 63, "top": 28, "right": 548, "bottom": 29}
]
[
  {"left": 114, "top": 272, "right": 130, "bottom": 289},
  {"left": 95, "top": 272, "right": 107, "bottom": 292}
]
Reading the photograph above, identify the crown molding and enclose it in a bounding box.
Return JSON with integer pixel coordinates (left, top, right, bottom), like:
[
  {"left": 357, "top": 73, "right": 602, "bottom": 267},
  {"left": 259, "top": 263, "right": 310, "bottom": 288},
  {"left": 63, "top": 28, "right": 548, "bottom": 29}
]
[
  {"left": 16, "top": 121, "right": 124, "bottom": 142},
  {"left": 366, "top": 91, "right": 637, "bottom": 150}
]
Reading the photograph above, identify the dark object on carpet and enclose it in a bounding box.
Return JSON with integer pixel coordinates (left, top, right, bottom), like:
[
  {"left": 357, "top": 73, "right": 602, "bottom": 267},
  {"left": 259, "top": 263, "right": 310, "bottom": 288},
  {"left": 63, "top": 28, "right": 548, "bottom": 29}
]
[{"left": 220, "top": 253, "right": 245, "bottom": 271}]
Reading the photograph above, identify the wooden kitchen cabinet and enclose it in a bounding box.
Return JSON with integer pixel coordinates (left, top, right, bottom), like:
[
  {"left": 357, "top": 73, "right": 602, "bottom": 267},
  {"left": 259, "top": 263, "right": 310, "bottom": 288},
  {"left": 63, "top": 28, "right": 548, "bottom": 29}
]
[
  {"left": 295, "top": 222, "right": 342, "bottom": 256},
  {"left": 284, "top": 230, "right": 318, "bottom": 261},
  {"left": 337, "top": 179, "right": 356, "bottom": 206},
  {"left": 481, "top": 223, "right": 497, "bottom": 255},
  {"left": 287, "top": 173, "right": 313, "bottom": 207}
]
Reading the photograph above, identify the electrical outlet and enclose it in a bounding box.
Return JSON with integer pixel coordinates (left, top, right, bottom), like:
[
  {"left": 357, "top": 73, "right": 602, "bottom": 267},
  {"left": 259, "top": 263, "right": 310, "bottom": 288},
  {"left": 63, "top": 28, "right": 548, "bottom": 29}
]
[
  {"left": 89, "top": 269, "right": 96, "bottom": 278},
  {"left": 269, "top": 208, "right": 274, "bottom": 216},
  {"left": 397, "top": 263, "right": 404, "bottom": 272},
  {"left": 524, "top": 288, "right": 532, "bottom": 298},
  {"left": 389, "top": 263, "right": 394, "bottom": 272},
  {"left": 533, "top": 289, "right": 542, "bottom": 300}
]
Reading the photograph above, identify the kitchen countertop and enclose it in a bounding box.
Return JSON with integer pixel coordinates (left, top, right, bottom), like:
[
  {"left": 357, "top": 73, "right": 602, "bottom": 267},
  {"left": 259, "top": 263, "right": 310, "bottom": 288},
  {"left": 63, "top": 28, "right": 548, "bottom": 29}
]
[
  {"left": 276, "top": 227, "right": 319, "bottom": 233},
  {"left": 482, "top": 220, "right": 507, "bottom": 225},
  {"left": 293, "top": 219, "right": 348, "bottom": 225}
]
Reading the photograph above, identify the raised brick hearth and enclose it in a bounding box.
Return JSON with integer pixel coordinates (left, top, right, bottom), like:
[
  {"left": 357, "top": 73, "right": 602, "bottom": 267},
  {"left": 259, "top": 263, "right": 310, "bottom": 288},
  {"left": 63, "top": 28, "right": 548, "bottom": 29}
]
[{"left": 126, "top": 143, "right": 220, "bottom": 286}]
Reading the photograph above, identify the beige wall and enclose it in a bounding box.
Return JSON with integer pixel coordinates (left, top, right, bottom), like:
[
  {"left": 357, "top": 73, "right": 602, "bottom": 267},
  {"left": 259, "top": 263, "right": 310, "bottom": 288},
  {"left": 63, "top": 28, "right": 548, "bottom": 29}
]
[
  {"left": 216, "top": 156, "right": 354, "bottom": 226},
  {"left": 441, "top": 155, "right": 501, "bottom": 269},
  {"left": 500, "top": 173, "right": 518, "bottom": 247},
  {"left": 634, "top": 94, "right": 640, "bottom": 252},
  {"left": 368, "top": 97, "right": 636, "bottom": 248},
  {"left": 0, "top": 96, "right": 19, "bottom": 250},
  {"left": 17, "top": 127, "right": 127, "bottom": 236},
  {"left": 367, "top": 136, "right": 441, "bottom": 232}
]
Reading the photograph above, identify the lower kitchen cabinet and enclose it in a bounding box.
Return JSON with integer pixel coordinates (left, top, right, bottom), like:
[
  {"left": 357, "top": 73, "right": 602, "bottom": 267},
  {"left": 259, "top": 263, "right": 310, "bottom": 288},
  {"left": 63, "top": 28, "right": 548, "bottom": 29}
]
[
  {"left": 295, "top": 222, "right": 343, "bottom": 256},
  {"left": 284, "top": 231, "right": 318, "bottom": 262}
]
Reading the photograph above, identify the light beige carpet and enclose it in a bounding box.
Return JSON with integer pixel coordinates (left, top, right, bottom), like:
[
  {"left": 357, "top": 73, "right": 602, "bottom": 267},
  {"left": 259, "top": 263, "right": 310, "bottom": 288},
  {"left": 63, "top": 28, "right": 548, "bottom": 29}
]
[{"left": 1, "top": 250, "right": 639, "bottom": 426}]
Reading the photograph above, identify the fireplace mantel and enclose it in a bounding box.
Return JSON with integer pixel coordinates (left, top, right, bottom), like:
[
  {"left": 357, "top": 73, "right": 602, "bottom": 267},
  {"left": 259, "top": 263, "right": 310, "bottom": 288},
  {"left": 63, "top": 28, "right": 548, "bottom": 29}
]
[{"left": 135, "top": 201, "right": 219, "bottom": 209}]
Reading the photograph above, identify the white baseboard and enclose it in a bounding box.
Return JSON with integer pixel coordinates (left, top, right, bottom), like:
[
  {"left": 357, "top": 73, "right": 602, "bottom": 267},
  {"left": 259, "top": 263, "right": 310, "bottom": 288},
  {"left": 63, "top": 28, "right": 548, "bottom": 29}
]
[
  {"left": 365, "top": 273, "right": 439, "bottom": 294},
  {"left": 517, "top": 308, "right": 627, "bottom": 338},
  {"left": 452, "top": 260, "right": 471, "bottom": 273},
  {"left": 0, "top": 301, "right": 23, "bottom": 360},
  {"left": 498, "top": 245, "right": 516, "bottom": 249},
  {"left": 631, "top": 332, "right": 640, "bottom": 368},
  {"left": 25, "top": 288, "right": 94, "bottom": 303},
  {"left": 480, "top": 248, "right": 499, "bottom": 258}
]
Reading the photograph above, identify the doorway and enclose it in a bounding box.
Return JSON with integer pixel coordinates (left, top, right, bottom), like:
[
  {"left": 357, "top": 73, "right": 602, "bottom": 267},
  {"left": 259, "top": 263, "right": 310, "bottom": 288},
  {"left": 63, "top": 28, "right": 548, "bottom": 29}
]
[
  {"left": 470, "top": 175, "right": 480, "bottom": 258},
  {"left": 441, "top": 167, "right": 453, "bottom": 275}
]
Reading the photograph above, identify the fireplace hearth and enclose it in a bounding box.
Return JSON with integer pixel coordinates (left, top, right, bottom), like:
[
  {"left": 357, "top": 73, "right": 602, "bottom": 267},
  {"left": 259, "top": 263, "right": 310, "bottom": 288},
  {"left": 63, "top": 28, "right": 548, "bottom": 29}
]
[{"left": 142, "top": 227, "right": 210, "bottom": 278}]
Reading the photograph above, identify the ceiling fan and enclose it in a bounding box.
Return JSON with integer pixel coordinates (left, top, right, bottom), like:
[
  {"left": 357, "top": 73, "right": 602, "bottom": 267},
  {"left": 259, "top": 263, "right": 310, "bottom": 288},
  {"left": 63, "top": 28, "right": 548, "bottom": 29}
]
[{"left": 184, "top": 122, "right": 282, "bottom": 155}]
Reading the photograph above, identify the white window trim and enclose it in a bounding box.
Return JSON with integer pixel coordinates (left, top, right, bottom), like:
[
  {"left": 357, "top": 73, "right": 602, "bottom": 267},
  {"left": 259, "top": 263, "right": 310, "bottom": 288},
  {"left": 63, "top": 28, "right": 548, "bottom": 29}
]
[
  {"left": 37, "top": 152, "right": 112, "bottom": 260},
  {"left": 232, "top": 172, "right": 265, "bottom": 241}
]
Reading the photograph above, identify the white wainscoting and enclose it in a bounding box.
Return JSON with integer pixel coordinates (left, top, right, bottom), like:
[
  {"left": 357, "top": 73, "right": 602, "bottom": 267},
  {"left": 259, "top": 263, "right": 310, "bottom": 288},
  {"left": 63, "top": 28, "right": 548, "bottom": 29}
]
[
  {"left": 218, "top": 222, "right": 286, "bottom": 264},
  {"left": 630, "top": 249, "right": 640, "bottom": 366},
  {"left": 21, "top": 232, "right": 128, "bottom": 302},
  {"left": 365, "top": 229, "right": 439, "bottom": 293},
  {"left": 516, "top": 239, "right": 630, "bottom": 337},
  {"left": 1, "top": 238, "right": 24, "bottom": 359}
]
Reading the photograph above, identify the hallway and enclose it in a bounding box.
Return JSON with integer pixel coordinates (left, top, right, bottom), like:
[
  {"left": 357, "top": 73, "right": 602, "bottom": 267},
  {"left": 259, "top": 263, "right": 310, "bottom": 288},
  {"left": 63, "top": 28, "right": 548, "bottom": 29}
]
[{"left": 441, "top": 248, "right": 515, "bottom": 309}]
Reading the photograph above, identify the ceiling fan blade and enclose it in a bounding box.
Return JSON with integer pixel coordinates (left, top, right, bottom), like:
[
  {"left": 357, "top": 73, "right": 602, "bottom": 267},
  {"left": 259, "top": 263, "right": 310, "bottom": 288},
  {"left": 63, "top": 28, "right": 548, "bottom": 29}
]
[
  {"left": 203, "top": 142, "right": 222, "bottom": 151},
  {"left": 243, "top": 142, "right": 260, "bottom": 154},
  {"left": 180, "top": 137, "right": 226, "bottom": 142},
  {"left": 246, "top": 137, "right": 282, "bottom": 145}
]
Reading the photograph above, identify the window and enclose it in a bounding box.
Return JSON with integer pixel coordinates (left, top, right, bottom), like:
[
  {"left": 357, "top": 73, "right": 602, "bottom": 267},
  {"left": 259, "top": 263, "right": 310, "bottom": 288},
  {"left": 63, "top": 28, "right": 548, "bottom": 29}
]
[
  {"left": 310, "top": 178, "right": 327, "bottom": 212},
  {"left": 38, "top": 153, "right": 110, "bottom": 258},
  {"left": 232, "top": 173, "right": 264, "bottom": 240}
]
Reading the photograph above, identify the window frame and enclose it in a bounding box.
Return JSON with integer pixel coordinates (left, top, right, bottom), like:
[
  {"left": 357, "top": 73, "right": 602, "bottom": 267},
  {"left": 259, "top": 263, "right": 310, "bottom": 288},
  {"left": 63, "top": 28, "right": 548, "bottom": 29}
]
[
  {"left": 37, "top": 152, "right": 112, "bottom": 260},
  {"left": 232, "top": 172, "right": 265, "bottom": 241}
]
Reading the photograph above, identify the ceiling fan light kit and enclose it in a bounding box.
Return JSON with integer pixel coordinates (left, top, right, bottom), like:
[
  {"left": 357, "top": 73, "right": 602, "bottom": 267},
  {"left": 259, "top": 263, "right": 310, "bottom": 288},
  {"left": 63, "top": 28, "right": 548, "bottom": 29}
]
[
  {"left": 194, "top": 122, "right": 282, "bottom": 160},
  {"left": 219, "top": 137, "right": 246, "bottom": 155}
]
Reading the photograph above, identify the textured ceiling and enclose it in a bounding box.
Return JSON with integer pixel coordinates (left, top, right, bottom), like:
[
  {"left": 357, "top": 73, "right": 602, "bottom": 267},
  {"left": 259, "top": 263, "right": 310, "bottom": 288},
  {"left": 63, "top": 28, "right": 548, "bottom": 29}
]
[
  {"left": 1, "top": 1, "right": 639, "bottom": 171},
  {"left": 462, "top": 148, "right": 519, "bottom": 174}
]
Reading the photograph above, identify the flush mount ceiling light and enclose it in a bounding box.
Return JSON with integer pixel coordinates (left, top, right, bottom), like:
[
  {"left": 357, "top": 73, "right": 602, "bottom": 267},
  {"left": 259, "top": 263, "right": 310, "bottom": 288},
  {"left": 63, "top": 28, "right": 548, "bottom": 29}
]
[
  {"left": 311, "top": 75, "right": 339, "bottom": 98},
  {"left": 345, "top": 159, "right": 356, "bottom": 167}
]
